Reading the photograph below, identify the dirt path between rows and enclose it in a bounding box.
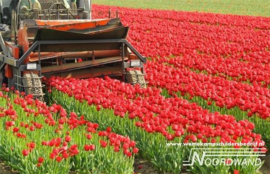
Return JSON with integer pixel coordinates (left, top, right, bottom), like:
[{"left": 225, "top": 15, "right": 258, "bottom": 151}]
[
  {"left": 134, "top": 155, "right": 270, "bottom": 174},
  {"left": 0, "top": 160, "right": 19, "bottom": 174},
  {"left": 259, "top": 155, "right": 270, "bottom": 174},
  {"left": 1, "top": 155, "right": 269, "bottom": 174}
]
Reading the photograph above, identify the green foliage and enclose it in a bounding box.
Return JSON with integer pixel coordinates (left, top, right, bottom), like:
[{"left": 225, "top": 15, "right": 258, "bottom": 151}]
[{"left": 92, "top": 0, "right": 270, "bottom": 17}]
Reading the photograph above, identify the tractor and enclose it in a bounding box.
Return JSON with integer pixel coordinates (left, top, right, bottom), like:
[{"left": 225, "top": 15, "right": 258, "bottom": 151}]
[{"left": 0, "top": 0, "right": 146, "bottom": 100}]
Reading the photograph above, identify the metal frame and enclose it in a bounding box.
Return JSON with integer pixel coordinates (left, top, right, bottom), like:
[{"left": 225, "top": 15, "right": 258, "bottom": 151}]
[
  {"left": 0, "top": 37, "right": 146, "bottom": 89},
  {"left": 0, "top": 39, "right": 146, "bottom": 67}
]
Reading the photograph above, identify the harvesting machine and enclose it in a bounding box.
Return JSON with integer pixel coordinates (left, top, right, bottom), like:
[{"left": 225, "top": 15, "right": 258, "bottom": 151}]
[{"left": 0, "top": 0, "right": 146, "bottom": 99}]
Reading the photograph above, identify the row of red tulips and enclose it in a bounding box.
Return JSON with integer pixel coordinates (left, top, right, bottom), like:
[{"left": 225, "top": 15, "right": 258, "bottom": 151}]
[
  {"left": 92, "top": 4, "right": 270, "bottom": 128},
  {"left": 48, "top": 76, "right": 266, "bottom": 173},
  {"left": 92, "top": 5, "right": 270, "bottom": 92},
  {"left": 91, "top": 5, "right": 270, "bottom": 148},
  {"left": 93, "top": 5, "right": 269, "bottom": 173},
  {"left": 145, "top": 61, "right": 270, "bottom": 151},
  {"left": 160, "top": 53, "right": 270, "bottom": 87},
  {"left": 47, "top": 77, "right": 186, "bottom": 173},
  {"left": 146, "top": 61, "right": 270, "bottom": 119},
  {"left": 0, "top": 88, "right": 137, "bottom": 174},
  {"left": 93, "top": 5, "right": 270, "bottom": 65}
]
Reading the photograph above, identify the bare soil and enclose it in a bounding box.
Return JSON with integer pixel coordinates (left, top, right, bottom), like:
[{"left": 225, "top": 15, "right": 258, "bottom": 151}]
[
  {"left": 0, "top": 159, "right": 19, "bottom": 174},
  {"left": 259, "top": 155, "right": 270, "bottom": 174},
  {"left": 2, "top": 156, "right": 268, "bottom": 174},
  {"left": 133, "top": 158, "right": 188, "bottom": 174}
]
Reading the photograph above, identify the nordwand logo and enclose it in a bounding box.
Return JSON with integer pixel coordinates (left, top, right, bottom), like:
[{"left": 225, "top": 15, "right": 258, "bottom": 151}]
[{"left": 183, "top": 148, "right": 266, "bottom": 166}]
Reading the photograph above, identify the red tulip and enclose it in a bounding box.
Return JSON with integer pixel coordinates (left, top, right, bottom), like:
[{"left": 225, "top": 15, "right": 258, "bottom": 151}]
[
  {"left": 133, "top": 147, "right": 139, "bottom": 154},
  {"left": 65, "top": 136, "right": 71, "bottom": 142},
  {"left": 100, "top": 140, "right": 107, "bottom": 148},
  {"left": 13, "top": 127, "right": 19, "bottom": 133},
  {"left": 56, "top": 156, "right": 62, "bottom": 162},
  {"left": 38, "top": 157, "right": 44, "bottom": 163},
  {"left": 84, "top": 145, "right": 91, "bottom": 151},
  {"left": 22, "top": 149, "right": 30, "bottom": 156}
]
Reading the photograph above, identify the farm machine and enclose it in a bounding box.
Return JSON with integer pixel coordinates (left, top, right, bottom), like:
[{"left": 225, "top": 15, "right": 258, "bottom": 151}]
[{"left": 0, "top": 0, "right": 146, "bottom": 100}]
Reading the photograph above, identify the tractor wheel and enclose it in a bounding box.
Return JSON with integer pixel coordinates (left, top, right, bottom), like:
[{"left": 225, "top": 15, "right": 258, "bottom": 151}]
[
  {"left": 126, "top": 70, "right": 147, "bottom": 88},
  {"left": 22, "top": 73, "right": 44, "bottom": 101},
  {"left": 0, "top": 69, "right": 8, "bottom": 87}
]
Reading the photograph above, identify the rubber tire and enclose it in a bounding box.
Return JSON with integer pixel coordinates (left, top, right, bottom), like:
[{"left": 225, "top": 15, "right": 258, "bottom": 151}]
[
  {"left": 1, "top": 70, "right": 8, "bottom": 87},
  {"left": 22, "top": 73, "right": 43, "bottom": 101},
  {"left": 126, "top": 70, "right": 147, "bottom": 88}
]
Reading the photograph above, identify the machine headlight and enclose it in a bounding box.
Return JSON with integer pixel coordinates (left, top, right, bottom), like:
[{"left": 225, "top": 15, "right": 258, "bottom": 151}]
[
  {"left": 26, "top": 63, "right": 37, "bottom": 70},
  {"left": 130, "top": 60, "right": 141, "bottom": 67}
]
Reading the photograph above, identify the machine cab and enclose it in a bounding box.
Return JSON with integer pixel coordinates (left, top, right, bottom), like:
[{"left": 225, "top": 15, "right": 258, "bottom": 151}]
[{"left": 0, "top": 0, "right": 91, "bottom": 24}]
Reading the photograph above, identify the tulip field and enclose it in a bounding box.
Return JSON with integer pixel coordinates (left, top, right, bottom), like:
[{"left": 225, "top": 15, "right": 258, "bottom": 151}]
[
  {"left": 0, "top": 2, "right": 270, "bottom": 174},
  {"left": 0, "top": 88, "right": 138, "bottom": 174}
]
